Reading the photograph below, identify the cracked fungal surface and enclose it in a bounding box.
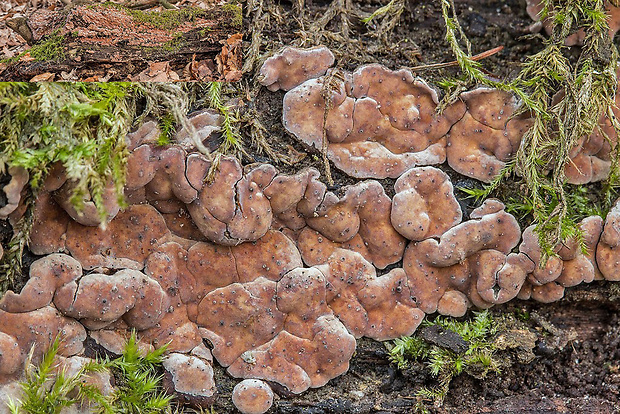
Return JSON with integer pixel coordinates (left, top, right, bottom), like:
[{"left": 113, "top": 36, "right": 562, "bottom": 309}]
[
  {"left": 273, "top": 47, "right": 620, "bottom": 185},
  {"left": 3, "top": 45, "right": 620, "bottom": 410}
]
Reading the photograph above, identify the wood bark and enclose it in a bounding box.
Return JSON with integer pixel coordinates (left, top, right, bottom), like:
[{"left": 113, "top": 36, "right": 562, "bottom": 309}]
[{"left": 1, "top": 3, "right": 242, "bottom": 81}]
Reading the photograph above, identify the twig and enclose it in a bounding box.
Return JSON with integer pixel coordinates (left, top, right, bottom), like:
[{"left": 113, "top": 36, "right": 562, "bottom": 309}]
[{"left": 411, "top": 46, "right": 503, "bottom": 71}]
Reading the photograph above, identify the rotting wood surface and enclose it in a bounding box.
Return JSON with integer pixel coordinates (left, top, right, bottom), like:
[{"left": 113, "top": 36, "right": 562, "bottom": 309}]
[{"left": 0, "top": 3, "right": 242, "bottom": 81}]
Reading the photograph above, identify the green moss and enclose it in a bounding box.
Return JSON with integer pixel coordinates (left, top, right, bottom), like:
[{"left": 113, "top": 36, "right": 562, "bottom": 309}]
[
  {"left": 1, "top": 30, "right": 66, "bottom": 64},
  {"left": 9, "top": 332, "right": 172, "bottom": 414},
  {"left": 157, "top": 113, "right": 176, "bottom": 146},
  {"left": 199, "top": 26, "right": 213, "bottom": 37},
  {"left": 129, "top": 7, "right": 205, "bottom": 30},
  {"left": 440, "top": 0, "right": 618, "bottom": 263},
  {"left": 388, "top": 311, "right": 500, "bottom": 411},
  {"left": 95, "top": 2, "right": 206, "bottom": 31},
  {"left": 222, "top": 2, "right": 242, "bottom": 27},
  {"left": 29, "top": 31, "right": 66, "bottom": 62}
]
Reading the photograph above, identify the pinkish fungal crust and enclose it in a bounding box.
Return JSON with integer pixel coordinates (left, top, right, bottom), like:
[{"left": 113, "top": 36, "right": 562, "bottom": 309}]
[
  {"left": 0, "top": 166, "right": 28, "bottom": 219},
  {"left": 29, "top": 191, "right": 71, "bottom": 255},
  {"left": 259, "top": 45, "right": 335, "bottom": 92},
  {"left": 265, "top": 168, "right": 324, "bottom": 231},
  {"left": 54, "top": 269, "right": 169, "bottom": 330},
  {"left": 297, "top": 181, "right": 405, "bottom": 269},
  {"left": 283, "top": 65, "right": 465, "bottom": 179},
  {"left": 53, "top": 180, "right": 121, "bottom": 226},
  {"left": 174, "top": 109, "right": 222, "bottom": 151},
  {"left": 163, "top": 352, "right": 216, "bottom": 408},
  {"left": 446, "top": 88, "right": 531, "bottom": 183},
  {"left": 313, "top": 249, "right": 424, "bottom": 340},
  {"left": 472, "top": 250, "right": 534, "bottom": 305},
  {"left": 197, "top": 277, "right": 286, "bottom": 367},
  {"left": 232, "top": 379, "right": 274, "bottom": 414},
  {"left": 66, "top": 204, "right": 171, "bottom": 270},
  {"left": 0, "top": 306, "right": 86, "bottom": 376},
  {"left": 126, "top": 120, "right": 160, "bottom": 151},
  {"left": 420, "top": 199, "right": 521, "bottom": 266},
  {"left": 402, "top": 199, "right": 523, "bottom": 315},
  {"left": 391, "top": 167, "right": 462, "bottom": 240},
  {"left": 226, "top": 268, "right": 356, "bottom": 394},
  {"left": 0, "top": 254, "right": 82, "bottom": 313},
  {"left": 564, "top": 78, "right": 620, "bottom": 184},
  {"left": 15, "top": 109, "right": 620, "bottom": 407},
  {"left": 188, "top": 157, "right": 276, "bottom": 245},
  {"left": 518, "top": 216, "right": 602, "bottom": 302},
  {"left": 597, "top": 201, "right": 620, "bottom": 281},
  {"left": 125, "top": 144, "right": 199, "bottom": 213}
]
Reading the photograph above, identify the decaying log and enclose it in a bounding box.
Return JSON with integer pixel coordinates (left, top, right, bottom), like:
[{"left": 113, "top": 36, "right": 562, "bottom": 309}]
[{"left": 1, "top": 2, "right": 242, "bottom": 81}]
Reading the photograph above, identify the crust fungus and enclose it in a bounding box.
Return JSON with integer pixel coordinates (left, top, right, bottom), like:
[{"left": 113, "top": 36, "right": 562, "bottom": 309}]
[
  {"left": 29, "top": 191, "right": 71, "bottom": 255},
  {"left": 297, "top": 181, "right": 405, "bottom": 269},
  {"left": 0, "top": 306, "right": 86, "bottom": 375},
  {"left": 564, "top": 82, "right": 619, "bottom": 184},
  {"left": 174, "top": 109, "right": 222, "bottom": 151},
  {"left": 0, "top": 166, "right": 28, "bottom": 219},
  {"left": 418, "top": 199, "right": 521, "bottom": 266},
  {"left": 162, "top": 352, "right": 216, "bottom": 408},
  {"left": 54, "top": 269, "right": 169, "bottom": 330},
  {"left": 313, "top": 249, "right": 424, "bottom": 340},
  {"left": 519, "top": 216, "right": 602, "bottom": 302},
  {"left": 597, "top": 200, "right": 620, "bottom": 280},
  {"left": 258, "top": 46, "right": 335, "bottom": 91},
  {"left": 87, "top": 330, "right": 154, "bottom": 357},
  {"left": 197, "top": 277, "right": 286, "bottom": 367},
  {"left": 126, "top": 120, "right": 160, "bottom": 151},
  {"left": 226, "top": 268, "right": 356, "bottom": 394},
  {"left": 16, "top": 103, "right": 620, "bottom": 409},
  {"left": 53, "top": 180, "right": 121, "bottom": 226},
  {"left": 402, "top": 200, "right": 523, "bottom": 315},
  {"left": 178, "top": 230, "right": 303, "bottom": 313},
  {"left": 283, "top": 62, "right": 465, "bottom": 179},
  {"left": 446, "top": 88, "right": 531, "bottom": 182},
  {"left": 471, "top": 250, "right": 534, "bottom": 306},
  {"left": 0, "top": 254, "right": 82, "bottom": 313},
  {"left": 264, "top": 168, "right": 324, "bottom": 231},
  {"left": 0, "top": 332, "right": 21, "bottom": 375},
  {"left": 188, "top": 157, "right": 276, "bottom": 245},
  {"left": 391, "top": 167, "right": 462, "bottom": 240},
  {"left": 232, "top": 379, "right": 274, "bottom": 414},
  {"left": 66, "top": 204, "right": 170, "bottom": 270},
  {"left": 125, "top": 144, "right": 199, "bottom": 212}
]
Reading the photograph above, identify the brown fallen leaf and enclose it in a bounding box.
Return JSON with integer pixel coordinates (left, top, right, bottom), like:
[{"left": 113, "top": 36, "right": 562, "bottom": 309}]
[
  {"left": 130, "top": 60, "right": 180, "bottom": 82},
  {"left": 81, "top": 74, "right": 112, "bottom": 82},
  {"left": 184, "top": 53, "right": 215, "bottom": 81},
  {"left": 215, "top": 32, "right": 242, "bottom": 82},
  {"left": 29, "top": 72, "right": 55, "bottom": 81}
]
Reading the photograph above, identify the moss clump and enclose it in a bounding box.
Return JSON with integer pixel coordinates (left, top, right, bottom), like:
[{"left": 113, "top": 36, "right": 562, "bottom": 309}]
[
  {"left": 95, "top": 2, "right": 206, "bottom": 31},
  {"left": 439, "top": 0, "right": 619, "bottom": 263},
  {"left": 157, "top": 113, "right": 176, "bottom": 146},
  {"left": 8, "top": 332, "right": 172, "bottom": 414},
  {"left": 129, "top": 6, "right": 206, "bottom": 30},
  {"left": 0, "top": 82, "right": 136, "bottom": 291},
  {"left": 222, "top": 2, "right": 242, "bottom": 27},
  {"left": 29, "top": 32, "right": 66, "bottom": 62},
  {"left": 388, "top": 311, "right": 500, "bottom": 412},
  {"left": 1, "top": 30, "right": 67, "bottom": 64}
]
